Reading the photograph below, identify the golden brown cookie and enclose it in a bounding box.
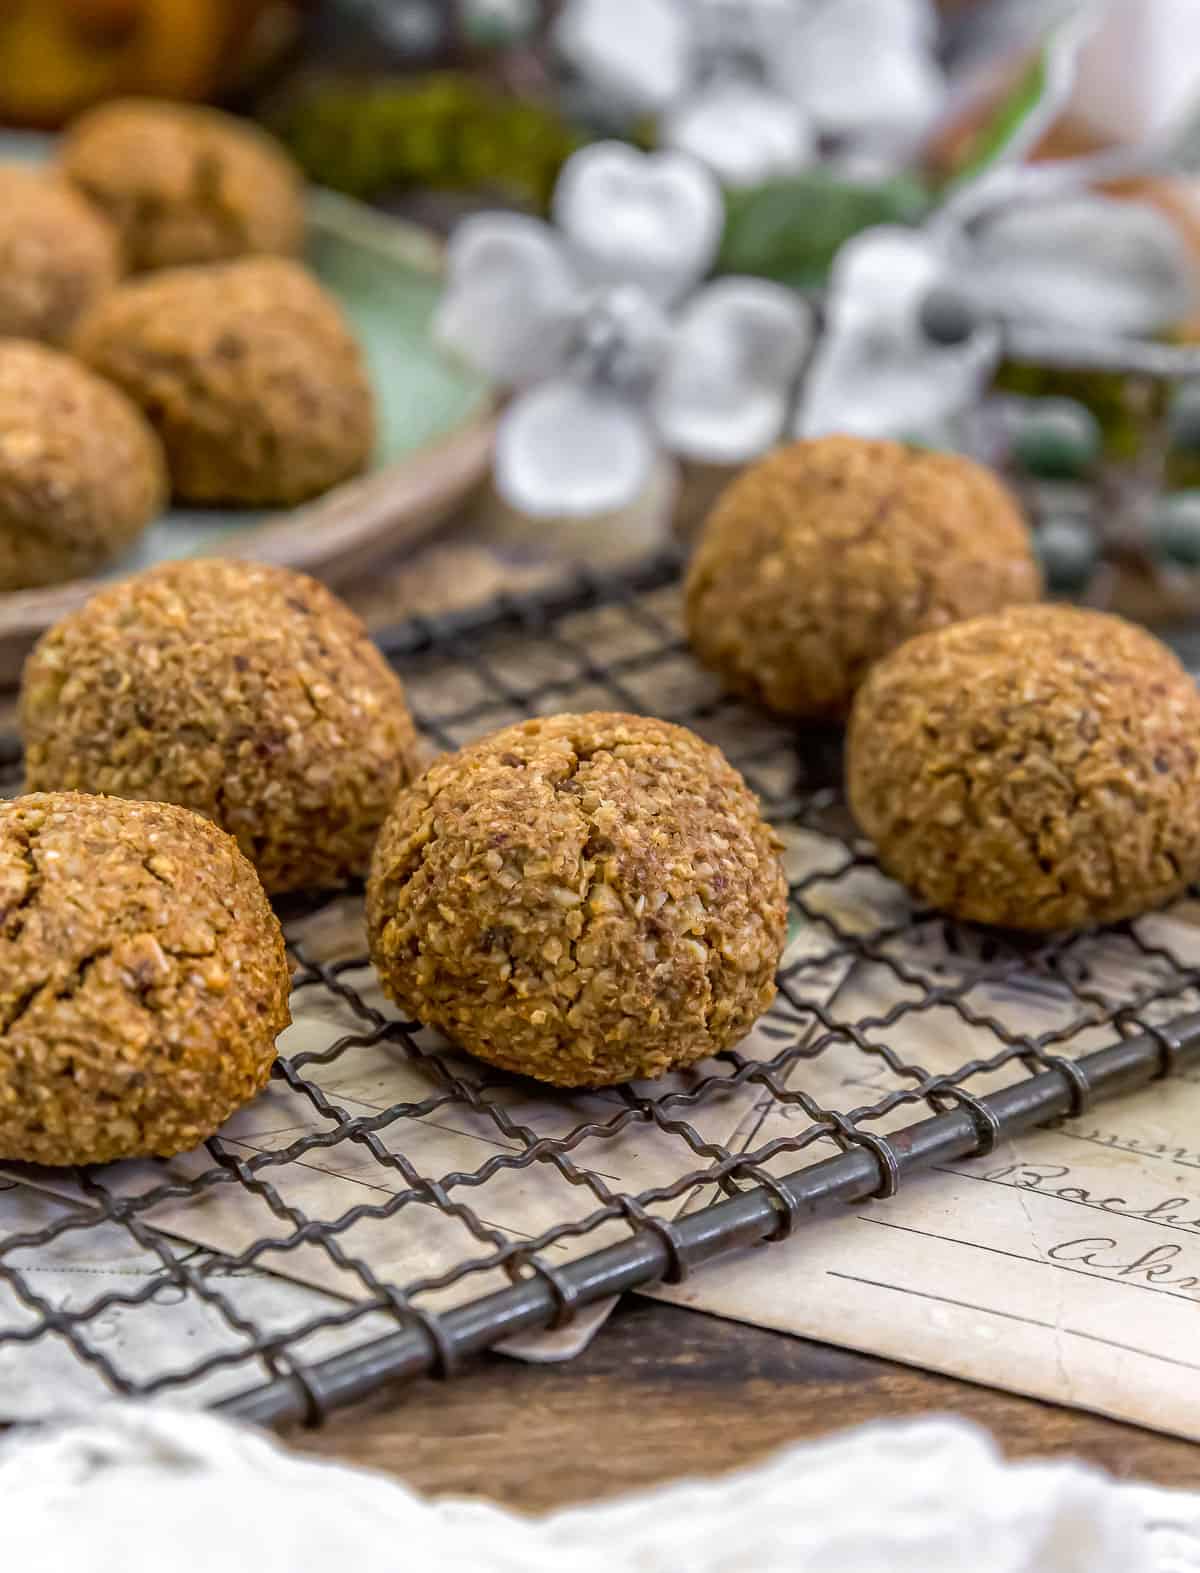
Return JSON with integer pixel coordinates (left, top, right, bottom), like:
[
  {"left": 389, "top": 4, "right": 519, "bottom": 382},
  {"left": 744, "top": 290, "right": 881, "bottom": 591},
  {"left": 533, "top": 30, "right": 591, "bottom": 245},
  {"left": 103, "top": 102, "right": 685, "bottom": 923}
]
[
  {"left": 72, "top": 257, "right": 375, "bottom": 505},
  {"left": 847, "top": 605, "right": 1200, "bottom": 931},
  {"left": 0, "top": 340, "right": 165, "bottom": 591},
  {"left": 60, "top": 98, "right": 305, "bottom": 272},
  {"left": 0, "top": 793, "right": 290, "bottom": 1165},
  {"left": 0, "top": 165, "right": 121, "bottom": 345},
  {"left": 20, "top": 559, "right": 421, "bottom": 894},
  {"left": 367, "top": 712, "right": 788, "bottom": 1086},
  {"left": 686, "top": 436, "right": 1042, "bottom": 720}
]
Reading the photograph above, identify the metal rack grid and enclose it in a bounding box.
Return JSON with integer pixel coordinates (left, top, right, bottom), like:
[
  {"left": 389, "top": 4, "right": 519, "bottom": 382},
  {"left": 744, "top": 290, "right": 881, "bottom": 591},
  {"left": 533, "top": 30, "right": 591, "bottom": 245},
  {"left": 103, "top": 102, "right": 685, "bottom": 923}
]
[{"left": 3, "top": 546, "right": 1200, "bottom": 1432}]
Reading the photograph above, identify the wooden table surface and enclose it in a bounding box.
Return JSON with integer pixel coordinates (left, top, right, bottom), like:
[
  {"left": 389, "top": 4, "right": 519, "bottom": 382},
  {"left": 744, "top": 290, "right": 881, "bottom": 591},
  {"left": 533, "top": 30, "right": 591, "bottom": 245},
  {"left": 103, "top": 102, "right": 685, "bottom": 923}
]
[{"left": 290, "top": 1296, "right": 1199, "bottom": 1509}]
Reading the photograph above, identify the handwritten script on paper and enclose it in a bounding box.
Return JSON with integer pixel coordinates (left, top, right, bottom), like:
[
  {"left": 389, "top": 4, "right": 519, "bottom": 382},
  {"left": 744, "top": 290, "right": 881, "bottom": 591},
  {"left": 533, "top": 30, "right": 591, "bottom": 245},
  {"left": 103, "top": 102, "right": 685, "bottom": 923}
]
[{"left": 652, "top": 885, "right": 1200, "bottom": 1442}]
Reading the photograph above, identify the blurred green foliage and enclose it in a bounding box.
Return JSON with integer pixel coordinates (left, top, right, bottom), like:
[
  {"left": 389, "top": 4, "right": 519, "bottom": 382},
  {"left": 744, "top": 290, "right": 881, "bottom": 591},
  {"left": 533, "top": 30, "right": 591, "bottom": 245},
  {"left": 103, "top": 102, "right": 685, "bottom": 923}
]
[
  {"left": 716, "top": 170, "right": 931, "bottom": 289},
  {"left": 942, "top": 48, "right": 1048, "bottom": 189},
  {"left": 277, "top": 73, "right": 583, "bottom": 209},
  {"left": 717, "top": 172, "right": 931, "bottom": 292}
]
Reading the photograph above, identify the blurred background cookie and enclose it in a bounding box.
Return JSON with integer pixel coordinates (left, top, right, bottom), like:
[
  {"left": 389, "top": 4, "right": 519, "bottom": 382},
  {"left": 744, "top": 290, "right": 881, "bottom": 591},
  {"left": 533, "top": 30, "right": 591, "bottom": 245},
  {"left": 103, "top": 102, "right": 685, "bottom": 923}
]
[
  {"left": 0, "top": 339, "right": 165, "bottom": 590},
  {"left": 72, "top": 256, "right": 375, "bottom": 505},
  {"left": 0, "top": 164, "right": 121, "bottom": 344},
  {"left": 59, "top": 97, "right": 305, "bottom": 270}
]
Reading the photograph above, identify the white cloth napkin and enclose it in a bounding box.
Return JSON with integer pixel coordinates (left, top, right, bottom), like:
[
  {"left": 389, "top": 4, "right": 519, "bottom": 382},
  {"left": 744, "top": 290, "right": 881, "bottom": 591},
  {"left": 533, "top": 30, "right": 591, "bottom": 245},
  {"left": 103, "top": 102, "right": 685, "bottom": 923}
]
[{"left": 1, "top": 1406, "right": 1198, "bottom": 1573}]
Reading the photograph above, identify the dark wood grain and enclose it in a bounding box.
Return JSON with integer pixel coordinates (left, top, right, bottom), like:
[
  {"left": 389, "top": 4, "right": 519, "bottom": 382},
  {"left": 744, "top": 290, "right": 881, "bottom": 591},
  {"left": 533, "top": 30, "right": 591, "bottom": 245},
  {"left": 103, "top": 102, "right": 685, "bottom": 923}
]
[{"left": 289, "top": 1297, "right": 1200, "bottom": 1509}]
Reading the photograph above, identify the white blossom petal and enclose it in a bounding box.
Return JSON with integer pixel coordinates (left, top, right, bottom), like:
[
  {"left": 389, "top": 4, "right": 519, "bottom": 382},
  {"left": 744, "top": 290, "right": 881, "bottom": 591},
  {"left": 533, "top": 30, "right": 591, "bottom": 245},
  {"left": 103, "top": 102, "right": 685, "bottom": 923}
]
[
  {"left": 434, "top": 214, "right": 579, "bottom": 386},
  {"left": 554, "top": 0, "right": 692, "bottom": 118},
  {"left": 660, "top": 78, "right": 815, "bottom": 188},
  {"left": 965, "top": 194, "right": 1195, "bottom": 336},
  {"left": 553, "top": 141, "right": 724, "bottom": 304},
  {"left": 798, "top": 226, "right": 997, "bottom": 439},
  {"left": 654, "top": 278, "right": 812, "bottom": 462},
  {"left": 494, "top": 381, "right": 655, "bottom": 518},
  {"left": 775, "top": 0, "right": 945, "bottom": 155}
]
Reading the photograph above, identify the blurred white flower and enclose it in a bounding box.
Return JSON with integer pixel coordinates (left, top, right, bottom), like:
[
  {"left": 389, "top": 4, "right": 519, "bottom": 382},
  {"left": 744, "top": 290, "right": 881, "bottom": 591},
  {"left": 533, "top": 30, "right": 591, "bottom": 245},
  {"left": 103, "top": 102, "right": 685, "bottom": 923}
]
[
  {"left": 556, "top": 0, "right": 945, "bottom": 187},
  {"left": 959, "top": 193, "right": 1196, "bottom": 336},
  {"left": 800, "top": 225, "right": 997, "bottom": 441},
  {"left": 436, "top": 142, "right": 812, "bottom": 518},
  {"left": 800, "top": 191, "right": 1195, "bottom": 440}
]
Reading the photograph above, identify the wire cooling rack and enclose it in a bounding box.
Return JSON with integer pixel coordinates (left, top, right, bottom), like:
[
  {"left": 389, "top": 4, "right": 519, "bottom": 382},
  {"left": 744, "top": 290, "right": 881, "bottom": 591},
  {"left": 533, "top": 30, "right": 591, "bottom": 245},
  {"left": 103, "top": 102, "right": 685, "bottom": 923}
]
[{"left": 3, "top": 546, "right": 1200, "bottom": 1432}]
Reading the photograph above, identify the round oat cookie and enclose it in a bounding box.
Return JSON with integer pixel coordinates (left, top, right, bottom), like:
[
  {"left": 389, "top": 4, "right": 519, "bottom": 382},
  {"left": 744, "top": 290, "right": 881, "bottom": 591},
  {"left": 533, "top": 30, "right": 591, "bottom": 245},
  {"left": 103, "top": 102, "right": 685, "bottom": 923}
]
[
  {"left": 60, "top": 99, "right": 305, "bottom": 272},
  {"left": 0, "top": 340, "right": 164, "bottom": 591},
  {"left": 686, "top": 435, "right": 1042, "bottom": 720},
  {"left": 0, "top": 165, "right": 121, "bottom": 345},
  {"left": 19, "top": 559, "right": 421, "bottom": 895},
  {"left": 367, "top": 712, "right": 788, "bottom": 1086},
  {"left": 0, "top": 793, "right": 290, "bottom": 1165},
  {"left": 72, "top": 257, "right": 374, "bottom": 506},
  {"left": 847, "top": 604, "right": 1200, "bottom": 931}
]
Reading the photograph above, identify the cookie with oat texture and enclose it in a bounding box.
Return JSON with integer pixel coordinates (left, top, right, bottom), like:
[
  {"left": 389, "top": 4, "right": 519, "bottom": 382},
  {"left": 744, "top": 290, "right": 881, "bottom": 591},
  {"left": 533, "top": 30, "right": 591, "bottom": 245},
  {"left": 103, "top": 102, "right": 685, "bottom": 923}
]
[
  {"left": 367, "top": 712, "right": 788, "bottom": 1086},
  {"left": 0, "top": 793, "right": 290, "bottom": 1165},
  {"left": 847, "top": 604, "right": 1200, "bottom": 931},
  {"left": 686, "top": 436, "right": 1041, "bottom": 720}
]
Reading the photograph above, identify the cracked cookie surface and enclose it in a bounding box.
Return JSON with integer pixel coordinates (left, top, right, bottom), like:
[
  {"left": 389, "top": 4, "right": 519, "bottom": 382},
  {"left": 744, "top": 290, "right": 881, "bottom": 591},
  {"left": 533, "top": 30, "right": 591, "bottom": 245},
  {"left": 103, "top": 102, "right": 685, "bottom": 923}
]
[
  {"left": 72, "top": 257, "right": 374, "bottom": 506},
  {"left": 20, "top": 559, "right": 422, "bottom": 895},
  {"left": 366, "top": 712, "right": 788, "bottom": 1087},
  {"left": 0, "top": 792, "right": 290, "bottom": 1165},
  {"left": 685, "top": 436, "right": 1042, "bottom": 720},
  {"left": 60, "top": 99, "right": 304, "bottom": 273},
  {"left": 847, "top": 605, "right": 1200, "bottom": 932}
]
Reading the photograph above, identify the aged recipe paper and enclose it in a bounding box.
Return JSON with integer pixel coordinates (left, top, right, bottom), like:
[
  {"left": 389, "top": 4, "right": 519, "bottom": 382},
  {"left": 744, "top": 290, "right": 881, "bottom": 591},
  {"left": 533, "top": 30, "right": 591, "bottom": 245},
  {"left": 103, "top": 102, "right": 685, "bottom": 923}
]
[
  {"left": 0, "top": 835, "right": 848, "bottom": 1415},
  {"left": 652, "top": 878, "right": 1200, "bottom": 1442},
  {"left": 4, "top": 832, "right": 1200, "bottom": 1436},
  {"left": 0, "top": 996, "right": 799, "bottom": 1412}
]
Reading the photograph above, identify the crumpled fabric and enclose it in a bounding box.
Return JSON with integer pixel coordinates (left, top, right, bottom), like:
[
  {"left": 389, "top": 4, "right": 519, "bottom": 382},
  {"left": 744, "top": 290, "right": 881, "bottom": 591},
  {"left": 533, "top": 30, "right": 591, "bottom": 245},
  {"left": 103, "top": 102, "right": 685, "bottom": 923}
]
[{"left": 1, "top": 1406, "right": 1198, "bottom": 1572}]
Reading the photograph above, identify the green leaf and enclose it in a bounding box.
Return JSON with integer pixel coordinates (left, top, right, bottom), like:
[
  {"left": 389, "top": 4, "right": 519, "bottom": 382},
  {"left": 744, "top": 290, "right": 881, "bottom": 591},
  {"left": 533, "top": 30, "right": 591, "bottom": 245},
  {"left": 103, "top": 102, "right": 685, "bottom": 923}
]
[
  {"left": 951, "top": 52, "right": 1048, "bottom": 185},
  {"left": 716, "top": 172, "right": 930, "bottom": 290},
  {"left": 944, "top": 7, "right": 1097, "bottom": 190}
]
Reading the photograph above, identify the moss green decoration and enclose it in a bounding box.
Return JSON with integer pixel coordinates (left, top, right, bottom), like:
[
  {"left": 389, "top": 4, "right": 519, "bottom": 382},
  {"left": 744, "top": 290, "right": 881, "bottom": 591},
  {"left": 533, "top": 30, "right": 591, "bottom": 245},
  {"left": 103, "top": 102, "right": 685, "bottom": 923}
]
[{"left": 278, "top": 74, "right": 583, "bottom": 210}]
